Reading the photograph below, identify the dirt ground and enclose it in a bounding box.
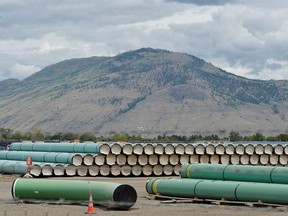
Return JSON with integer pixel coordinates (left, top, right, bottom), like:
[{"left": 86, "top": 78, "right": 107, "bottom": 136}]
[{"left": 1, "top": 175, "right": 288, "bottom": 216}]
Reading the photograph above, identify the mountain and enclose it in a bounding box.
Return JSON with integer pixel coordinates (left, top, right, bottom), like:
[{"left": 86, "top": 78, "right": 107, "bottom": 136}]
[{"left": 0, "top": 48, "right": 288, "bottom": 137}]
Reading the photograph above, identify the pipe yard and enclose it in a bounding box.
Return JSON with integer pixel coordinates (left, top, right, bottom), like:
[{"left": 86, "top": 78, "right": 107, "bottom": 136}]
[{"left": 1, "top": 141, "right": 288, "bottom": 215}]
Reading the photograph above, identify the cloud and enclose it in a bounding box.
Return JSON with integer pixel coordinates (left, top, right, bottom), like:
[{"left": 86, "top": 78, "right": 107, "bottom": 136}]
[
  {"left": 9, "top": 63, "right": 41, "bottom": 80},
  {"left": 0, "top": 0, "right": 288, "bottom": 81}
]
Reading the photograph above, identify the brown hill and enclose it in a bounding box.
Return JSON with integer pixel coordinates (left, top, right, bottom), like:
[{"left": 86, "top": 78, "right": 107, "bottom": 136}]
[{"left": 0, "top": 48, "right": 288, "bottom": 137}]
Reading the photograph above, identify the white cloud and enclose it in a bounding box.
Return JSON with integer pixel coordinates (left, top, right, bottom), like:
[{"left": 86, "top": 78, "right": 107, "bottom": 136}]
[
  {"left": 9, "top": 63, "right": 41, "bottom": 80},
  {"left": 0, "top": 0, "right": 288, "bottom": 81}
]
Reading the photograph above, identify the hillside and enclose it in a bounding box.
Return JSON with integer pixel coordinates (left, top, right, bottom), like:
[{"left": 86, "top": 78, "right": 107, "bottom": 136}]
[{"left": 0, "top": 48, "right": 288, "bottom": 137}]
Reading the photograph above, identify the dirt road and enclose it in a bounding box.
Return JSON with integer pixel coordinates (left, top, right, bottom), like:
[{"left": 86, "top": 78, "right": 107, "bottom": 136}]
[{"left": 1, "top": 174, "right": 288, "bottom": 216}]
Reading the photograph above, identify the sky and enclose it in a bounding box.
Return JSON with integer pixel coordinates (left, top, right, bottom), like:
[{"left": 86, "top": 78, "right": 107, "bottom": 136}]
[{"left": 0, "top": 0, "right": 288, "bottom": 81}]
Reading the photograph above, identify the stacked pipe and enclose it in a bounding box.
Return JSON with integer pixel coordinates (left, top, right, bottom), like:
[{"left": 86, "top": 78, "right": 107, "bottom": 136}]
[
  {"left": 1, "top": 141, "right": 288, "bottom": 177},
  {"left": 146, "top": 163, "right": 288, "bottom": 205}
]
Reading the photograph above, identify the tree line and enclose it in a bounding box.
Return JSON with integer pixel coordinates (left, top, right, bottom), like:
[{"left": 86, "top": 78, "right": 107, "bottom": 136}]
[{"left": 1, "top": 127, "right": 288, "bottom": 143}]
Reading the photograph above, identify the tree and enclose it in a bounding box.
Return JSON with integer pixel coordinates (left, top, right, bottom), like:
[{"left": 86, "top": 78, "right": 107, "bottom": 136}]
[
  {"left": 229, "top": 131, "right": 242, "bottom": 141},
  {"left": 29, "top": 127, "right": 45, "bottom": 141},
  {"left": 251, "top": 132, "right": 265, "bottom": 141}
]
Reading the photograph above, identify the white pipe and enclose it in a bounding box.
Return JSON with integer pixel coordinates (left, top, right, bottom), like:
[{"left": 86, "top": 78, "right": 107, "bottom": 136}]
[
  {"left": 255, "top": 144, "right": 264, "bottom": 155},
  {"left": 244, "top": 144, "right": 255, "bottom": 155},
  {"left": 133, "top": 143, "right": 144, "bottom": 155},
  {"left": 173, "top": 164, "right": 181, "bottom": 175},
  {"left": 122, "top": 144, "right": 133, "bottom": 155},
  {"left": 53, "top": 164, "right": 65, "bottom": 176},
  {"left": 225, "top": 144, "right": 235, "bottom": 155},
  {"left": 99, "top": 164, "right": 110, "bottom": 176},
  {"left": 154, "top": 144, "right": 164, "bottom": 155},
  {"left": 215, "top": 144, "right": 225, "bottom": 155},
  {"left": 88, "top": 165, "right": 99, "bottom": 176},
  {"left": 164, "top": 143, "right": 174, "bottom": 155},
  {"left": 83, "top": 154, "right": 94, "bottom": 166},
  {"left": 249, "top": 154, "right": 259, "bottom": 165},
  {"left": 270, "top": 154, "right": 279, "bottom": 165},
  {"left": 142, "top": 164, "right": 153, "bottom": 176},
  {"left": 205, "top": 144, "right": 215, "bottom": 155},
  {"left": 110, "top": 143, "right": 122, "bottom": 155},
  {"left": 230, "top": 154, "right": 240, "bottom": 165},
  {"left": 260, "top": 154, "right": 269, "bottom": 165},
  {"left": 76, "top": 165, "right": 88, "bottom": 177},
  {"left": 220, "top": 154, "right": 230, "bottom": 165},
  {"left": 65, "top": 164, "right": 77, "bottom": 176},
  {"left": 195, "top": 144, "right": 205, "bottom": 155},
  {"left": 163, "top": 164, "right": 174, "bottom": 176},
  {"left": 240, "top": 154, "right": 249, "bottom": 165},
  {"left": 30, "top": 164, "right": 42, "bottom": 177},
  {"left": 179, "top": 154, "right": 189, "bottom": 165},
  {"left": 131, "top": 165, "right": 142, "bottom": 176},
  {"left": 127, "top": 154, "right": 137, "bottom": 166},
  {"left": 116, "top": 154, "right": 127, "bottom": 166},
  {"left": 279, "top": 154, "right": 288, "bottom": 166},
  {"left": 41, "top": 164, "right": 53, "bottom": 176},
  {"left": 72, "top": 154, "right": 83, "bottom": 166},
  {"left": 153, "top": 164, "right": 163, "bottom": 176},
  {"left": 190, "top": 155, "right": 199, "bottom": 164},
  {"left": 148, "top": 154, "right": 158, "bottom": 166},
  {"left": 210, "top": 155, "right": 220, "bottom": 164},
  {"left": 106, "top": 153, "right": 116, "bottom": 166},
  {"left": 144, "top": 143, "right": 154, "bottom": 155},
  {"left": 274, "top": 144, "right": 284, "bottom": 155},
  {"left": 138, "top": 154, "right": 148, "bottom": 166},
  {"left": 94, "top": 154, "right": 105, "bottom": 166},
  {"left": 99, "top": 143, "right": 110, "bottom": 155},
  {"left": 264, "top": 144, "right": 273, "bottom": 155},
  {"left": 121, "top": 165, "right": 132, "bottom": 176},
  {"left": 110, "top": 164, "right": 121, "bottom": 176},
  {"left": 175, "top": 144, "right": 185, "bottom": 155},
  {"left": 169, "top": 154, "right": 179, "bottom": 165},
  {"left": 159, "top": 154, "right": 169, "bottom": 165},
  {"left": 199, "top": 154, "right": 209, "bottom": 164},
  {"left": 184, "top": 144, "right": 194, "bottom": 154},
  {"left": 235, "top": 144, "right": 245, "bottom": 155}
]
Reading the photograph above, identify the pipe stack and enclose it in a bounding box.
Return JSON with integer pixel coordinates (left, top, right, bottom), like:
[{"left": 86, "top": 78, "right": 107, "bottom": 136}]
[{"left": 1, "top": 141, "right": 288, "bottom": 177}]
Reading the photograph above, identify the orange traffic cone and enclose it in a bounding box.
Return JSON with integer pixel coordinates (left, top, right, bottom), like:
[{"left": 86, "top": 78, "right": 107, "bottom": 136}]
[{"left": 85, "top": 193, "right": 95, "bottom": 214}]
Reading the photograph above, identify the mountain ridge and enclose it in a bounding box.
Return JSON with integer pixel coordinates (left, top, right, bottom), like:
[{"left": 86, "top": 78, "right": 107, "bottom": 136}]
[{"left": 0, "top": 48, "right": 287, "bottom": 137}]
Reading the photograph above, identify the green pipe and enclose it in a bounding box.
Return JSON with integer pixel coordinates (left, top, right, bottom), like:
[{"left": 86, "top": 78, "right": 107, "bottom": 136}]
[
  {"left": 9, "top": 142, "right": 102, "bottom": 154},
  {"left": 12, "top": 178, "right": 137, "bottom": 210},
  {"left": 146, "top": 178, "right": 288, "bottom": 204},
  {"left": 180, "top": 163, "right": 288, "bottom": 184},
  {"left": 0, "top": 151, "right": 82, "bottom": 165},
  {"left": 0, "top": 160, "right": 41, "bottom": 176}
]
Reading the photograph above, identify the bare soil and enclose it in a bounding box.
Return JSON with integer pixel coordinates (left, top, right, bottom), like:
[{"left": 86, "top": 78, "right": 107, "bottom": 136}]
[{"left": 1, "top": 174, "right": 288, "bottom": 216}]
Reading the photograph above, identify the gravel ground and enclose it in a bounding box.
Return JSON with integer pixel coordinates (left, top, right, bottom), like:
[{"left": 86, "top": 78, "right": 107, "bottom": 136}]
[{"left": 1, "top": 174, "right": 288, "bottom": 216}]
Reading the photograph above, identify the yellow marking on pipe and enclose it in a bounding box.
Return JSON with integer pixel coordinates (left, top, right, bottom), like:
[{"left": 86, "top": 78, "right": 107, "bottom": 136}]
[
  {"left": 152, "top": 179, "right": 161, "bottom": 194},
  {"left": 186, "top": 164, "right": 193, "bottom": 178}
]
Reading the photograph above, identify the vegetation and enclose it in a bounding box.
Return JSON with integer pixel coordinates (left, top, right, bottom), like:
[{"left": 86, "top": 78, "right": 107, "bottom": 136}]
[{"left": 1, "top": 127, "right": 288, "bottom": 143}]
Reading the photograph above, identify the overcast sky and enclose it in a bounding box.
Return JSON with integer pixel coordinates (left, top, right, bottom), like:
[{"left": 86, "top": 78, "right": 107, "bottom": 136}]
[{"left": 0, "top": 0, "right": 288, "bottom": 81}]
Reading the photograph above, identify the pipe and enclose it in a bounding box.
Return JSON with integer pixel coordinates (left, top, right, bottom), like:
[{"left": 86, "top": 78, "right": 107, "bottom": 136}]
[
  {"left": 148, "top": 154, "right": 158, "bottom": 166},
  {"left": 279, "top": 154, "right": 288, "bottom": 166},
  {"left": 169, "top": 154, "right": 179, "bottom": 165},
  {"left": 215, "top": 144, "right": 225, "bottom": 155},
  {"left": 235, "top": 144, "right": 245, "bottom": 155},
  {"left": 99, "top": 165, "right": 110, "bottom": 176},
  {"left": 110, "top": 143, "right": 122, "bottom": 155},
  {"left": 146, "top": 178, "right": 288, "bottom": 205},
  {"left": 163, "top": 164, "right": 174, "bottom": 176},
  {"left": 65, "top": 164, "right": 77, "bottom": 176},
  {"left": 190, "top": 155, "right": 199, "bottom": 164},
  {"left": 164, "top": 143, "right": 175, "bottom": 155},
  {"left": 116, "top": 154, "right": 127, "bottom": 166},
  {"left": 173, "top": 164, "right": 181, "bottom": 175},
  {"left": 249, "top": 154, "right": 259, "bottom": 165},
  {"left": 244, "top": 144, "right": 254, "bottom": 155},
  {"left": 154, "top": 143, "right": 164, "bottom": 155},
  {"left": 184, "top": 144, "right": 194, "bottom": 154},
  {"left": 111, "top": 165, "right": 121, "bottom": 176},
  {"left": 122, "top": 144, "right": 133, "bottom": 155},
  {"left": 220, "top": 155, "right": 229, "bottom": 164},
  {"left": 270, "top": 154, "right": 279, "bottom": 165},
  {"left": 138, "top": 154, "right": 148, "bottom": 166},
  {"left": 240, "top": 154, "right": 249, "bottom": 165},
  {"left": 41, "top": 164, "right": 53, "bottom": 176},
  {"left": 205, "top": 144, "right": 215, "bottom": 155},
  {"left": 254, "top": 144, "right": 264, "bottom": 155},
  {"left": 274, "top": 144, "right": 284, "bottom": 155},
  {"left": 199, "top": 155, "right": 209, "bottom": 164},
  {"left": 53, "top": 164, "right": 65, "bottom": 176},
  {"left": 180, "top": 163, "right": 288, "bottom": 184},
  {"left": 94, "top": 154, "right": 106, "bottom": 166},
  {"left": 159, "top": 154, "right": 169, "bottom": 165},
  {"left": 195, "top": 144, "right": 205, "bottom": 155},
  {"left": 174, "top": 144, "right": 185, "bottom": 155},
  {"left": 142, "top": 164, "right": 153, "bottom": 176},
  {"left": 12, "top": 178, "right": 137, "bottom": 210},
  {"left": 83, "top": 154, "right": 95, "bottom": 166},
  {"left": 153, "top": 164, "right": 163, "bottom": 176},
  {"left": 127, "top": 154, "right": 137, "bottom": 166},
  {"left": 259, "top": 154, "right": 269, "bottom": 165},
  {"left": 225, "top": 144, "right": 235, "bottom": 155},
  {"left": 264, "top": 144, "right": 273, "bottom": 155},
  {"left": 179, "top": 154, "right": 189, "bottom": 165},
  {"left": 88, "top": 165, "right": 99, "bottom": 177},
  {"left": 0, "top": 160, "right": 41, "bottom": 177},
  {"left": 132, "top": 143, "right": 144, "bottom": 155},
  {"left": 120, "top": 165, "right": 132, "bottom": 176},
  {"left": 106, "top": 154, "right": 116, "bottom": 166},
  {"left": 210, "top": 155, "right": 220, "bottom": 164},
  {"left": 230, "top": 154, "right": 240, "bottom": 165},
  {"left": 77, "top": 165, "right": 88, "bottom": 177},
  {"left": 143, "top": 143, "right": 154, "bottom": 155},
  {"left": 131, "top": 165, "right": 142, "bottom": 176}
]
